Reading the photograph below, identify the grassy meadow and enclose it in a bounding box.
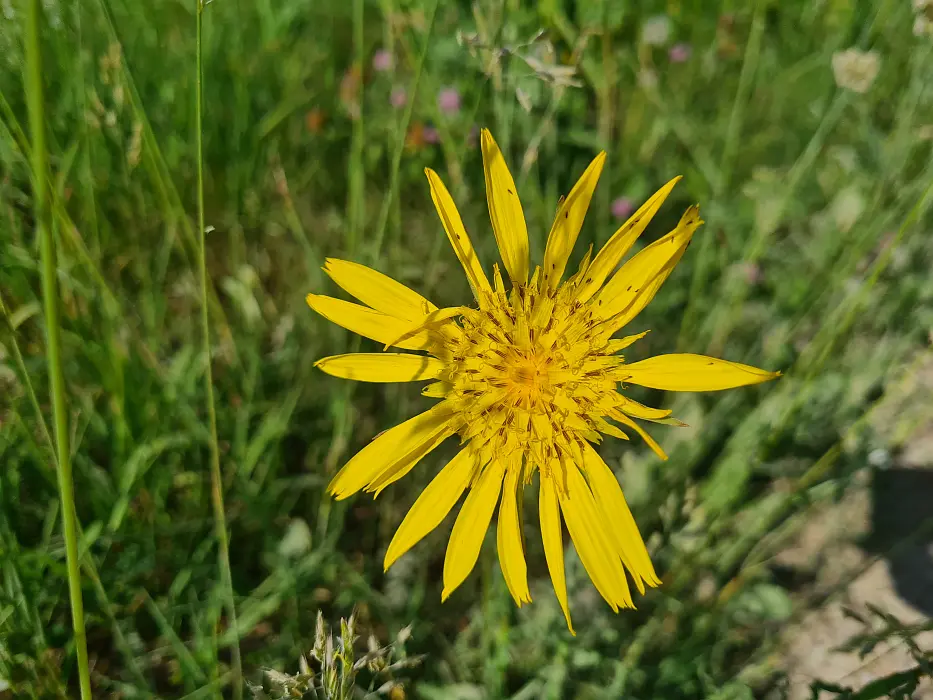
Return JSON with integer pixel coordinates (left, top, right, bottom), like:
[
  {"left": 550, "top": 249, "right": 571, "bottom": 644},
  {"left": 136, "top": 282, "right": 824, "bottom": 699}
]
[{"left": 2, "top": 0, "right": 933, "bottom": 697}]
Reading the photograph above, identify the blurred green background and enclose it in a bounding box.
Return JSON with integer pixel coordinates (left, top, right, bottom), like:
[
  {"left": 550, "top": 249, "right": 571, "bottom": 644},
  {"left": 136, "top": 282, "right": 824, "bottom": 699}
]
[{"left": 2, "top": 0, "right": 933, "bottom": 698}]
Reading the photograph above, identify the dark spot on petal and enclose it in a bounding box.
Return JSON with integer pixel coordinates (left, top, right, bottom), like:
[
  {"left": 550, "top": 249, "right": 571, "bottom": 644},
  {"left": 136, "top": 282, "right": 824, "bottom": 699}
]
[
  {"left": 626, "top": 286, "right": 632, "bottom": 291},
  {"left": 507, "top": 188, "right": 514, "bottom": 195}
]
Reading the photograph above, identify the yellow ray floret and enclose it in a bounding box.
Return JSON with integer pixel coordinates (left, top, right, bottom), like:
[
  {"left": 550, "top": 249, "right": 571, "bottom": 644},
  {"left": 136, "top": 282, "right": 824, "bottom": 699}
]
[
  {"left": 481, "top": 129, "right": 529, "bottom": 285},
  {"left": 307, "top": 130, "right": 780, "bottom": 633}
]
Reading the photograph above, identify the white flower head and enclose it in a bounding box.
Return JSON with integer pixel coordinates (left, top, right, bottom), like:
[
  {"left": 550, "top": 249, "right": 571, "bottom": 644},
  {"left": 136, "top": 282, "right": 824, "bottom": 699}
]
[
  {"left": 914, "top": 14, "right": 933, "bottom": 37},
  {"left": 831, "top": 48, "right": 881, "bottom": 93},
  {"left": 641, "top": 15, "right": 671, "bottom": 47}
]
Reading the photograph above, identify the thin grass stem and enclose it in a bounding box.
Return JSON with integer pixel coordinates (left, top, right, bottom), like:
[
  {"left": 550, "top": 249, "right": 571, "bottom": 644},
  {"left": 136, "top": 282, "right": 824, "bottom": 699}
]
[
  {"left": 195, "top": 2, "right": 243, "bottom": 697},
  {"left": 24, "top": 1, "right": 92, "bottom": 697}
]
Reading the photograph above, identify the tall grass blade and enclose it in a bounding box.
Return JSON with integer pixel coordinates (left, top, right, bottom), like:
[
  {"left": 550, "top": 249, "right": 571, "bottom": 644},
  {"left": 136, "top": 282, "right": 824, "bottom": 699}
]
[
  {"left": 24, "top": 1, "right": 92, "bottom": 697},
  {"left": 195, "top": 1, "right": 243, "bottom": 697}
]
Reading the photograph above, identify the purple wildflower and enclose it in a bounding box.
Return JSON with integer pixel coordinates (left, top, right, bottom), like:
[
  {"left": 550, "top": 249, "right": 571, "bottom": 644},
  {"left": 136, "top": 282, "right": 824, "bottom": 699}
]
[
  {"left": 372, "top": 49, "right": 393, "bottom": 72},
  {"left": 669, "top": 43, "right": 692, "bottom": 63},
  {"left": 611, "top": 197, "right": 635, "bottom": 220},
  {"left": 437, "top": 87, "right": 461, "bottom": 115},
  {"left": 390, "top": 86, "right": 407, "bottom": 109}
]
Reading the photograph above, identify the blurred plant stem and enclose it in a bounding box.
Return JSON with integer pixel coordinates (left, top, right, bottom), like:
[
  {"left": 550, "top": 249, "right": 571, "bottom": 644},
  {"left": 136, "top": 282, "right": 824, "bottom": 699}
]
[
  {"left": 25, "top": 0, "right": 92, "bottom": 697},
  {"left": 346, "top": 0, "right": 365, "bottom": 256},
  {"left": 371, "top": 0, "right": 439, "bottom": 262},
  {"left": 196, "top": 1, "right": 243, "bottom": 697}
]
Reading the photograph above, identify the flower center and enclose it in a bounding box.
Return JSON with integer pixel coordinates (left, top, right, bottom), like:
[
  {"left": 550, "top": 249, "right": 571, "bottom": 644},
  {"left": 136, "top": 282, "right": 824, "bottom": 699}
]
[{"left": 504, "top": 351, "right": 551, "bottom": 407}]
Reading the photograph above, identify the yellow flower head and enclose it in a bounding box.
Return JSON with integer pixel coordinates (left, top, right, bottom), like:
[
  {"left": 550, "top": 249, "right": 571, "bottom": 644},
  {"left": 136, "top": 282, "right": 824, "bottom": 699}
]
[{"left": 307, "top": 129, "right": 779, "bottom": 634}]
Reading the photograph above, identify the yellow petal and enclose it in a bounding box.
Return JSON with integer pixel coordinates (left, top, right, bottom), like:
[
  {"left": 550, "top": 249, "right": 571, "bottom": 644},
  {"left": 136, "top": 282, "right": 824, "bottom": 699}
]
[
  {"left": 611, "top": 412, "right": 668, "bottom": 461},
  {"left": 542, "top": 152, "right": 606, "bottom": 291},
  {"left": 497, "top": 463, "right": 531, "bottom": 606},
  {"left": 366, "top": 418, "right": 457, "bottom": 497},
  {"left": 383, "top": 449, "right": 476, "bottom": 571},
  {"left": 421, "top": 381, "right": 449, "bottom": 398},
  {"left": 615, "top": 395, "right": 672, "bottom": 422},
  {"left": 481, "top": 129, "right": 529, "bottom": 285},
  {"left": 606, "top": 331, "right": 650, "bottom": 354},
  {"left": 539, "top": 473, "right": 574, "bottom": 635},
  {"left": 424, "top": 168, "right": 492, "bottom": 302},
  {"left": 442, "top": 459, "right": 505, "bottom": 601},
  {"left": 307, "top": 294, "right": 435, "bottom": 351},
  {"left": 593, "top": 416, "right": 629, "bottom": 441},
  {"left": 323, "top": 258, "right": 437, "bottom": 322},
  {"left": 622, "top": 354, "right": 781, "bottom": 391},
  {"left": 595, "top": 205, "right": 702, "bottom": 322},
  {"left": 575, "top": 176, "right": 682, "bottom": 304},
  {"left": 315, "top": 353, "right": 445, "bottom": 383},
  {"left": 559, "top": 461, "right": 633, "bottom": 611},
  {"left": 579, "top": 442, "right": 660, "bottom": 593},
  {"left": 327, "top": 404, "right": 454, "bottom": 500},
  {"left": 381, "top": 306, "right": 465, "bottom": 351}
]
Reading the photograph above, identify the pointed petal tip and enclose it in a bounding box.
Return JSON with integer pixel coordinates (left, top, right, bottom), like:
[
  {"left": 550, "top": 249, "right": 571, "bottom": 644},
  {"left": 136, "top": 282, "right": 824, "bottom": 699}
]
[{"left": 306, "top": 293, "right": 328, "bottom": 314}]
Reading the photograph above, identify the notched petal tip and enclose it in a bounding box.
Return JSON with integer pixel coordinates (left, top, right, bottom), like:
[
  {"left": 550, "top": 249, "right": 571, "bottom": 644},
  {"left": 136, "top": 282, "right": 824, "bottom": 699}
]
[{"left": 325, "top": 481, "right": 348, "bottom": 500}]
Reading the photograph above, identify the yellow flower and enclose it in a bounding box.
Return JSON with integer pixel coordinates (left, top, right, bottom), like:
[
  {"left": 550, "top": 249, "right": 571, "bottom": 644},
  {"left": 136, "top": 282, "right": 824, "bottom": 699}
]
[{"left": 307, "top": 130, "right": 780, "bottom": 634}]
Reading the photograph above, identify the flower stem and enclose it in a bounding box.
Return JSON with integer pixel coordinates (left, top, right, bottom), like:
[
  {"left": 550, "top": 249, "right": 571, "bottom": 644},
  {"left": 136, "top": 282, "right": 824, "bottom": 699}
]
[
  {"left": 195, "top": 2, "right": 243, "bottom": 696},
  {"left": 24, "top": 2, "right": 92, "bottom": 697}
]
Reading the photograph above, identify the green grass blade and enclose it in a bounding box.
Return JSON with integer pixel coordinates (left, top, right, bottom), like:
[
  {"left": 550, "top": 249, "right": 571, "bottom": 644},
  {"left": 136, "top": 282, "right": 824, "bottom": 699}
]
[
  {"left": 195, "top": 2, "right": 243, "bottom": 697},
  {"left": 24, "top": 1, "right": 92, "bottom": 697}
]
